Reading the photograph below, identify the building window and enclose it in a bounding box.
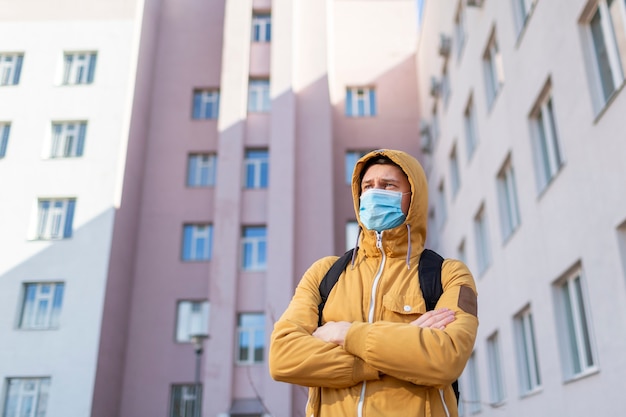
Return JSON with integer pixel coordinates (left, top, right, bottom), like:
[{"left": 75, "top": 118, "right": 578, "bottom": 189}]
[
  {"left": 553, "top": 267, "right": 596, "bottom": 380},
  {"left": 465, "top": 352, "right": 481, "bottom": 414},
  {"left": 0, "top": 122, "right": 10, "bottom": 158},
  {"left": 474, "top": 204, "right": 491, "bottom": 276},
  {"left": 436, "top": 181, "right": 447, "bottom": 230},
  {"left": 346, "top": 87, "right": 376, "bottom": 117},
  {"left": 454, "top": 2, "right": 467, "bottom": 59},
  {"left": 182, "top": 224, "right": 213, "bottom": 261},
  {"left": 583, "top": 0, "right": 626, "bottom": 110},
  {"left": 0, "top": 53, "right": 23, "bottom": 86},
  {"left": 50, "top": 122, "right": 86, "bottom": 158},
  {"left": 62, "top": 52, "right": 97, "bottom": 85},
  {"left": 192, "top": 89, "right": 220, "bottom": 119},
  {"left": 464, "top": 96, "right": 479, "bottom": 160},
  {"left": 237, "top": 313, "right": 265, "bottom": 364},
  {"left": 441, "top": 64, "right": 451, "bottom": 107},
  {"left": 248, "top": 79, "right": 270, "bottom": 112},
  {"left": 496, "top": 156, "right": 521, "bottom": 241},
  {"left": 487, "top": 332, "right": 506, "bottom": 405},
  {"left": 457, "top": 239, "right": 467, "bottom": 265},
  {"left": 19, "top": 283, "right": 65, "bottom": 330},
  {"left": 242, "top": 226, "right": 266, "bottom": 271},
  {"left": 530, "top": 87, "right": 564, "bottom": 192},
  {"left": 513, "top": 0, "right": 538, "bottom": 36},
  {"left": 345, "top": 221, "right": 359, "bottom": 251},
  {"left": 514, "top": 306, "right": 542, "bottom": 395},
  {"left": 483, "top": 31, "right": 505, "bottom": 108},
  {"left": 187, "top": 153, "right": 217, "bottom": 187},
  {"left": 244, "top": 149, "right": 269, "bottom": 189},
  {"left": 345, "top": 150, "right": 371, "bottom": 184},
  {"left": 3, "top": 378, "right": 51, "bottom": 417},
  {"left": 175, "top": 301, "right": 209, "bottom": 343},
  {"left": 36, "top": 198, "right": 76, "bottom": 240},
  {"left": 252, "top": 13, "right": 271, "bottom": 42},
  {"left": 449, "top": 145, "right": 461, "bottom": 197},
  {"left": 431, "top": 104, "right": 440, "bottom": 146},
  {"left": 170, "top": 384, "right": 201, "bottom": 417}
]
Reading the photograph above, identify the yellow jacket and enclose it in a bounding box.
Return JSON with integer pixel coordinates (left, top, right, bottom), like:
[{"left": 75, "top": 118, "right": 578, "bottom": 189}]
[{"left": 269, "top": 149, "right": 478, "bottom": 417}]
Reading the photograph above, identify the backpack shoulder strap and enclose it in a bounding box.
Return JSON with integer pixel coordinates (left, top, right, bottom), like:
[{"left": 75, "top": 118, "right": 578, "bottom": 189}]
[
  {"left": 418, "top": 248, "right": 445, "bottom": 311},
  {"left": 418, "top": 249, "right": 461, "bottom": 404},
  {"left": 318, "top": 249, "right": 354, "bottom": 326}
]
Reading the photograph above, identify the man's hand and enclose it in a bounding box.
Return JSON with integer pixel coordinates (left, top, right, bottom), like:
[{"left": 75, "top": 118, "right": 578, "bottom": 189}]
[
  {"left": 410, "top": 308, "right": 455, "bottom": 330},
  {"left": 312, "top": 321, "right": 352, "bottom": 346}
]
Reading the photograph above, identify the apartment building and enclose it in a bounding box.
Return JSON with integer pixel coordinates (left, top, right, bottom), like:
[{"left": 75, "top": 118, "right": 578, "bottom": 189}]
[
  {"left": 0, "top": 1, "right": 420, "bottom": 416},
  {"left": 416, "top": 0, "right": 626, "bottom": 416}
]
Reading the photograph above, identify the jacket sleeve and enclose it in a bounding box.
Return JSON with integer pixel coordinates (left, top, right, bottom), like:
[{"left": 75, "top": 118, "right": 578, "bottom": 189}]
[
  {"left": 269, "top": 257, "right": 381, "bottom": 388},
  {"left": 342, "top": 259, "right": 478, "bottom": 387}
]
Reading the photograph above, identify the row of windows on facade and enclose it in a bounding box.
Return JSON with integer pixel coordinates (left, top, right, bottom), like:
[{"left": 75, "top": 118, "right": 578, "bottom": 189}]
[
  {"left": 457, "top": 265, "right": 596, "bottom": 415},
  {"left": 427, "top": 0, "right": 626, "bottom": 153},
  {"left": 1, "top": 52, "right": 376, "bottom": 120},
  {"left": 1, "top": 378, "right": 262, "bottom": 417},
  {"left": 28, "top": 198, "right": 267, "bottom": 269},
  {"left": 3, "top": 304, "right": 263, "bottom": 417},
  {"left": 0, "top": 52, "right": 96, "bottom": 86}
]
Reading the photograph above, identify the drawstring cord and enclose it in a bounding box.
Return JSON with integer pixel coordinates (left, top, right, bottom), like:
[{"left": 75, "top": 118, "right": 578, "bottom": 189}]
[{"left": 405, "top": 224, "right": 412, "bottom": 269}]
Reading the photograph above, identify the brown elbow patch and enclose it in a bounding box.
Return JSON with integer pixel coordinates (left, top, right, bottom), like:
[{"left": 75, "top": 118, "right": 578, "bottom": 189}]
[{"left": 458, "top": 286, "right": 477, "bottom": 317}]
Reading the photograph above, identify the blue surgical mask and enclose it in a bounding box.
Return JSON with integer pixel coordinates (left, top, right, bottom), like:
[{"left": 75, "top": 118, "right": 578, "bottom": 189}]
[{"left": 359, "top": 189, "right": 407, "bottom": 231}]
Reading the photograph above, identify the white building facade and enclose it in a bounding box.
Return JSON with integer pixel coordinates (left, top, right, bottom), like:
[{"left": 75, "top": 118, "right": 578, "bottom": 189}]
[{"left": 416, "top": 0, "right": 626, "bottom": 416}]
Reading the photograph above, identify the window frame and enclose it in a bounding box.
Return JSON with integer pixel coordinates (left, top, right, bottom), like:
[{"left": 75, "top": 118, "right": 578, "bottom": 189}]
[
  {"left": 580, "top": 0, "right": 626, "bottom": 113},
  {"left": 0, "top": 122, "right": 10, "bottom": 158},
  {"left": 35, "top": 198, "right": 76, "bottom": 240},
  {"left": 454, "top": 2, "right": 467, "bottom": 60},
  {"left": 465, "top": 352, "right": 482, "bottom": 414},
  {"left": 247, "top": 79, "right": 271, "bottom": 113},
  {"left": 49, "top": 121, "right": 87, "bottom": 158},
  {"left": 236, "top": 313, "right": 266, "bottom": 365},
  {"left": 169, "top": 383, "right": 201, "bottom": 417},
  {"left": 513, "top": 306, "right": 542, "bottom": 395},
  {"left": 553, "top": 266, "right": 598, "bottom": 381},
  {"left": 187, "top": 153, "right": 217, "bottom": 187},
  {"left": 241, "top": 226, "right": 267, "bottom": 271},
  {"left": 62, "top": 51, "right": 97, "bottom": 85},
  {"left": 182, "top": 224, "right": 213, "bottom": 262},
  {"left": 251, "top": 13, "right": 272, "bottom": 42},
  {"left": 464, "top": 95, "right": 479, "bottom": 160},
  {"left": 496, "top": 156, "right": 521, "bottom": 242},
  {"left": 0, "top": 53, "right": 23, "bottom": 86},
  {"left": 483, "top": 30, "right": 505, "bottom": 109},
  {"left": 345, "top": 86, "right": 377, "bottom": 117},
  {"left": 487, "top": 332, "right": 506, "bottom": 405},
  {"left": 244, "top": 149, "right": 269, "bottom": 189},
  {"left": 449, "top": 144, "right": 461, "bottom": 198},
  {"left": 19, "top": 282, "right": 65, "bottom": 330},
  {"left": 473, "top": 204, "right": 492, "bottom": 276},
  {"left": 192, "top": 89, "right": 220, "bottom": 120},
  {"left": 3, "top": 377, "right": 51, "bottom": 417},
  {"left": 529, "top": 83, "right": 565, "bottom": 193}
]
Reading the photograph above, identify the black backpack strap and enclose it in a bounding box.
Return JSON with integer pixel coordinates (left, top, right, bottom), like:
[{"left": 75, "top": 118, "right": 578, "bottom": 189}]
[
  {"left": 317, "top": 249, "right": 354, "bottom": 327},
  {"left": 418, "top": 249, "right": 445, "bottom": 311},
  {"left": 418, "top": 249, "right": 460, "bottom": 403}
]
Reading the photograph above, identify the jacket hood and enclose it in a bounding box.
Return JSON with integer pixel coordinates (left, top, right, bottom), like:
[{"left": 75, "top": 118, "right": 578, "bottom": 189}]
[{"left": 352, "top": 149, "right": 428, "bottom": 262}]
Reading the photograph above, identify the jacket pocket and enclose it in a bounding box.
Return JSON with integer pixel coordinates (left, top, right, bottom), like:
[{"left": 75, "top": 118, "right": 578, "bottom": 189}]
[{"left": 381, "top": 294, "right": 426, "bottom": 322}]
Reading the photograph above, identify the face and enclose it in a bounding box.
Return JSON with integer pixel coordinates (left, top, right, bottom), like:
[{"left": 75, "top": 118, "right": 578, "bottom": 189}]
[{"left": 361, "top": 163, "right": 411, "bottom": 215}]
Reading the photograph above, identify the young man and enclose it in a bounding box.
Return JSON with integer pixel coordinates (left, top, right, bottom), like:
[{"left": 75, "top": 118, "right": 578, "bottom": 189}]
[{"left": 269, "top": 149, "right": 478, "bottom": 417}]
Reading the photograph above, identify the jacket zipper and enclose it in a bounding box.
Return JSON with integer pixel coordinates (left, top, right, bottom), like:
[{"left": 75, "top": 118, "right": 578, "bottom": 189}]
[{"left": 357, "top": 232, "right": 386, "bottom": 417}]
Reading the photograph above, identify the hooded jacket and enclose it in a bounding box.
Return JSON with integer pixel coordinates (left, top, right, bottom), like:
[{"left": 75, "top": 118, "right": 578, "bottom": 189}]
[{"left": 269, "top": 149, "right": 478, "bottom": 417}]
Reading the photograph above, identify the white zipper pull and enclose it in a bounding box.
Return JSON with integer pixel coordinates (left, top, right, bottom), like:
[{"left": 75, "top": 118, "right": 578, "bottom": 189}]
[{"left": 376, "top": 231, "right": 383, "bottom": 249}]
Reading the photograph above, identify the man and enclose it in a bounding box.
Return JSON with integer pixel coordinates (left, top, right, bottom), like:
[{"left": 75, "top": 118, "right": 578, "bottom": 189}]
[{"left": 269, "top": 149, "right": 478, "bottom": 417}]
